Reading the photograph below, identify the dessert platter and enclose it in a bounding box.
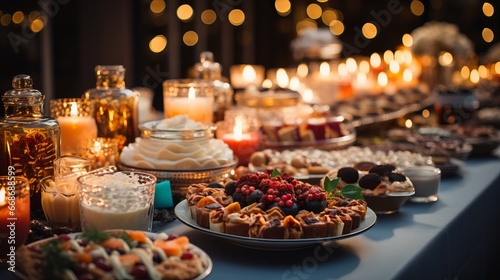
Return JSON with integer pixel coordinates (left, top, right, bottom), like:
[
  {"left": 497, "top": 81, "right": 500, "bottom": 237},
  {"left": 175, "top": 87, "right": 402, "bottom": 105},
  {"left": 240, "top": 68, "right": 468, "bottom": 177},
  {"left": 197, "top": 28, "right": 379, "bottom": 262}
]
[
  {"left": 175, "top": 201, "right": 376, "bottom": 250},
  {"left": 15, "top": 230, "right": 212, "bottom": 280},
  {"left": 175, "top": 173, "right": 377, "bottom": 250}
]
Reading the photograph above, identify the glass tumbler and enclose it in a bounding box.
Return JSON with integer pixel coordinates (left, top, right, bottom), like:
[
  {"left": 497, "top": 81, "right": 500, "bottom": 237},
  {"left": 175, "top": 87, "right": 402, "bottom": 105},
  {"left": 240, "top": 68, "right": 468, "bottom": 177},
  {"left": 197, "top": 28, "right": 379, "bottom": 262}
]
[{"left": 77, "top": 171, "right": 156, "bottom": 232}]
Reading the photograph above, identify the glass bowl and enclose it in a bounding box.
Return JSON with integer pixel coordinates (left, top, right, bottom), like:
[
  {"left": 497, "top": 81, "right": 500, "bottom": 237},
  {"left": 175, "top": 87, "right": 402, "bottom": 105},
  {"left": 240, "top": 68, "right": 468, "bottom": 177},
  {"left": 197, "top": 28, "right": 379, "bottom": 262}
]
[{"left": 363, "top": 191, "right": 415, "bottom": 215}]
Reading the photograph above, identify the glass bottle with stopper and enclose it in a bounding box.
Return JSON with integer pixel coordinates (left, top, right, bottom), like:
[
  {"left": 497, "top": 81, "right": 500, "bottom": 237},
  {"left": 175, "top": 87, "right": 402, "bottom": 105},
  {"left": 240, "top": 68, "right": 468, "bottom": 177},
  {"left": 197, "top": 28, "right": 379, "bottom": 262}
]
[
  {"left": 83, "top": 65, "right": 139, "bottom": 151},
  {"left": 0, "top": 74, "right": 60, "bottom": 211},
  {"left": 192, "top": 51, "right": 234, "bottom": 122}
]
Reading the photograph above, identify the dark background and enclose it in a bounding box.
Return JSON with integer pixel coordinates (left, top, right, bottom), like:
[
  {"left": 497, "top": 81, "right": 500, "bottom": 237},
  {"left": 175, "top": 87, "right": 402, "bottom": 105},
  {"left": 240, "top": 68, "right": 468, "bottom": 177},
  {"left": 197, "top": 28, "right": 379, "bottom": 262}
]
[{"left": 0, "top": 0, "right": 498, "bottom": 115}]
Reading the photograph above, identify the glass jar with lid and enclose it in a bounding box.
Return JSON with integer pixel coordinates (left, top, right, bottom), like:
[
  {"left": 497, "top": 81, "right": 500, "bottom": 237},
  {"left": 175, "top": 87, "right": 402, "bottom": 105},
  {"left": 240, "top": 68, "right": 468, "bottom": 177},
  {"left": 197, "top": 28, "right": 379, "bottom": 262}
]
[
  {"left": 0, "top": 74, "right": 60, "bottom": 211},
  {"left": 83, "top": 65, "right": 139, "bottom": 151}
]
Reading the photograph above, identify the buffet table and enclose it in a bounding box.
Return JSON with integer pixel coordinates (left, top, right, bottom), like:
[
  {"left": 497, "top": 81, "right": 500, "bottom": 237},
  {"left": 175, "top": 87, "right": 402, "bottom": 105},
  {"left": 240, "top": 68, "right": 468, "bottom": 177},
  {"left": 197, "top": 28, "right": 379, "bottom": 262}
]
[{"left": 2, "top": 150, "right": 499, "bottom": 280}]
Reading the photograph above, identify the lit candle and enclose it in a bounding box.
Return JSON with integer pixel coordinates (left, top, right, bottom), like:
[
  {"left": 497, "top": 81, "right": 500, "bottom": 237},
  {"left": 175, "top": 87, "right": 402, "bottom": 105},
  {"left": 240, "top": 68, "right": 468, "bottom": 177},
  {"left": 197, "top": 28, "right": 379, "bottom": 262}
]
[
  {"left": 0, "top": 177, "right": 30, "bottom": 259},
  {"left": 303, "top": 62, "right": 339, "bottom": 104},
  {"left": 164, "top": 86, "right": 214, "bottom": 124},
  {"left": 220, "top": 116, "right": 259, "bottom": 166},
  {"left": 56, "top": 102, "right": 98, "bottom": 155},
  {"left": 229, "top": 64, "right": 265, "bottom": 89},
  {"left": 81, "top": 137, "right": 119, "bottom": 169}
]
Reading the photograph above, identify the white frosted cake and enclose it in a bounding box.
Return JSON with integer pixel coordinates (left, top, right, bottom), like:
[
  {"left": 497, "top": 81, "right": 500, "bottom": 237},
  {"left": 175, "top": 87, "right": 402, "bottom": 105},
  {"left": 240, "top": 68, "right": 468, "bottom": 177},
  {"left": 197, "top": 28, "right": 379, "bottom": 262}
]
[{"left": 120, "top": 115, "right": 234, "bottom": 169}]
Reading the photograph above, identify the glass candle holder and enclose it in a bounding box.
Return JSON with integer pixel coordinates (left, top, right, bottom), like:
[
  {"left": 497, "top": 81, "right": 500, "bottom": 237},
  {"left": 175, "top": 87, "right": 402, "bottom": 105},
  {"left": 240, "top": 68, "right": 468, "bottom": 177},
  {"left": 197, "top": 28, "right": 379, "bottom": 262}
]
[
  {"left": 216, "top": 114, "right": 260, "bottom": 166},
  {"left": 163, "top": 79, "right": 215, "bottom": 124},
  {"left": 0, "top": 176, "right": 30, "bottom": 267},
  {"left": 39, "top": 156, "right": 92, "bottom": 232},
  {"left": 80, "top": 137, "right": 119, "bottom": 170},
  {"left": 77, "top": 171, "right": 156, "bottom": 232},
  {"left": 50, "top": 98, "right": 98, "bottom": 156}
]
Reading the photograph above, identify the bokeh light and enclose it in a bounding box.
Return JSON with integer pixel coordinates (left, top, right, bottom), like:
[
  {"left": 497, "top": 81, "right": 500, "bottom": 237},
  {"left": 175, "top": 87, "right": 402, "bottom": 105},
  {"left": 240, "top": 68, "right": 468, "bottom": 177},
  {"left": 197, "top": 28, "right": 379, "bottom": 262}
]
[
  {"left": 275, "top": 0, "right": 291, "bottom": 16},
  {"left": 306, "top": 3, "right": 322, "bottom": 20},
  {"left": 149, "top": 35, "right": 167, "bottom": 53},
  {"left": 229, "top": 9, "right": 245, "bottom": 26},
  {"left": 12, "top": 11, "right": 24, "bottom": 24},
  {"left": 183, "top": 31, "right": 198, "bottom": 46},
  {"left": 410, "top": 0, "right": 425, "bottom": 16},
  {"left": 402, "top": 34, "right": 413, "bottom": 47},
  {"left": 482, "top": 28, "right": 494, "bottom": 43},
  {"left": 201, "top": 9, "right": 216, "bottom": 25},
  {"left": 150, "top": 0, "right": 165, "bottom": 14},
  {"left": 177, "top": 4, "right": 193, "bottom": 21},
  {"left": 483, "top": 2, "right": 494, "bottom": 17},
  {"left": 362, "top": 23, "right": 377, "bottom": 39},
  {"left": 329, "top": 20, "right": 344, "bottom": 35}
]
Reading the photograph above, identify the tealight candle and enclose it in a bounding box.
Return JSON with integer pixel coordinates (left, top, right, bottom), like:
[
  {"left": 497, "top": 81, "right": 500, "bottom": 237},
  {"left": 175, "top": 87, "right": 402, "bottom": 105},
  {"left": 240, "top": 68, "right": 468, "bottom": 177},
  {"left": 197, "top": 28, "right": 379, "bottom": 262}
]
[
  {"left": 50, "top": 98, "right": 98, "bottom": 156},
  {"left": 163, "top": 79, "right": 214, "bottom": 124},
  {"left": 229, "top": 64, "right": 265, "bottom": 89},
  {"left": 80, "top": 137, "right": 119, "bottom": 170}
]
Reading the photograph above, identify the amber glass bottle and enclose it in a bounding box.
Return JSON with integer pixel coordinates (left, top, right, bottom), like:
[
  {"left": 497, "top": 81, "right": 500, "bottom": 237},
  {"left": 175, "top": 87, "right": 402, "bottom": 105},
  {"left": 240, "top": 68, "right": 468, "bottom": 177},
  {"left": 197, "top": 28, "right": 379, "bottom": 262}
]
[
  {"left": 83, "top": 65, "right": 139, "bottom": 151},
  {"left": 0, "top": 75, "right": 60, "bottom": 211}
]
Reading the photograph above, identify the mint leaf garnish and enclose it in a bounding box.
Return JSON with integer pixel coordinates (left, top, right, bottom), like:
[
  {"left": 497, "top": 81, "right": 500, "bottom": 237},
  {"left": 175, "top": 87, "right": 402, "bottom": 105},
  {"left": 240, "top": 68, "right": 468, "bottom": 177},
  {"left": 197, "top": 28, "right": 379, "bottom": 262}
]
[
  {"left": 324, "top": 177, "right": 340, "bottom": 194},
  {"left": 340, "top": 184, "right": 364, "bottom": 200},
  {"left": 271, "top": 168, "right": 281, "bottom": 178}
]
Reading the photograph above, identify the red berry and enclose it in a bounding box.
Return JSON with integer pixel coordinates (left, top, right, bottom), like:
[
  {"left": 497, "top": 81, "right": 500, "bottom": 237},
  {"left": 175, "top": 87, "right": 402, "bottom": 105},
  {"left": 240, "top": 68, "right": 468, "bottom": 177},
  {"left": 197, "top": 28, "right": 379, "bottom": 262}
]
[
  {"left": 181, "top": 251, "right": 194, "bottom": 260},
  {"left": 267, "top": 195, "right": 275, "bottom": 201},
  {"left": 278, "top": 201, "right": 285, "bottom": 207},
  {"left": 285, "top": 200, "right": 293, "bottom": 207}
]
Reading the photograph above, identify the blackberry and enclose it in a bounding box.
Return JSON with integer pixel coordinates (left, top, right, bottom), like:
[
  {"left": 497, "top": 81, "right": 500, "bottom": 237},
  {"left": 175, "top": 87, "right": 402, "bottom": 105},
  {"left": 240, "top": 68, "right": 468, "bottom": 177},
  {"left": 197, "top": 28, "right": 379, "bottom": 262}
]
[
  {"left": 388, "top": 172, "right": 407, "bottom": 182},
  {"left": 246, "top": 189, "right": 264, "bottom": 205},
  {"left": 359, "top": 173, "right": 382, "bottom": 190},
  {"left": 337, "top": 167, "right": 359, "bottom": 183}
]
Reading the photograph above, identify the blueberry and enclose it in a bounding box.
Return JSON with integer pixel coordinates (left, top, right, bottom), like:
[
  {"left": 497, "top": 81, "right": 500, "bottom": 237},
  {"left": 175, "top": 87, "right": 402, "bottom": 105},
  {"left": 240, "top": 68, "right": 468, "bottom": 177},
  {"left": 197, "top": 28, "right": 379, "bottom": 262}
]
[
  {"left": 305, "top": 200, "right": 327, "bottom": 213},
  {"left": 246, "top": 189, "right": 264, "bottom": 205},
  {"left": 337, "top": 167, "right": 359, "bottom": 183},
  {"left": 224, "top": 181, "right": 237, "bottom": 195},
  {"left": 232, "top": 191, "right": 246, "bottom": 206},
  {"left": 359, "top": 174, "right": 382, "bottom": 190},
  {"left": 207, "top": 182, "right": 224, "bottom": 189},
  {"left": 281, "top": 202, "right": 300, "bottom": 216}
]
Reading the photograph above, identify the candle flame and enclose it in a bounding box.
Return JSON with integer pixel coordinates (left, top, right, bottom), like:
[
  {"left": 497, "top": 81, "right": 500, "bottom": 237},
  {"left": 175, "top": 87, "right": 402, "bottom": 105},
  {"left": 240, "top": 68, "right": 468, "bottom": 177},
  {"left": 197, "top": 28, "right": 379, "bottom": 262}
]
[
  {"left": 338, "top": 63, "right": 348, "bottom": 78},
  {"left": 356, "top": 72, "right": 367, "bottom": 85},
  {"left": 233, "top": 116, "right": 244, "bottom": 141},
  {"left": 262, "top": 79, "right": 273, "bottom": 89},
  {"left": 378, "top": 72, "right": 388, "bottom": 87},
  {"left": 242, "top": 65, "right": 256, "bottom": 83},
  {"left": 188, "top": 87, "right": 196, "bottom": 99},
  {"left": 0, "top": 188, "right": 5, "bottom": 207},
  {"left": 70, "top": 102, "right": 78, "bottom": 117},
  {"left": 389, "top": 60, "right": 400, "bottom": 74},
  {"left": 370, "top": 53, "right": 381, "bottom": 68},
  {"left": 276, "top": 68, "right": 289, "bottom": 88},
  {"left": 346, "top": 58, "right": 357, "bottom": 73},
  {"left": 93, "top": 140, "right": 102, "bottom": 153},
  {"left": 297, "top": 63, "right": 308, "bottom": 78},
  {"left": 403, "top": 68, "right": 413, "bottom": 83},
  {"left": 302, "top": 89, "right": 314, "bottom": 103},
  {"left": 319, "top": 62, "right": 330, "bottom": 77}
]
